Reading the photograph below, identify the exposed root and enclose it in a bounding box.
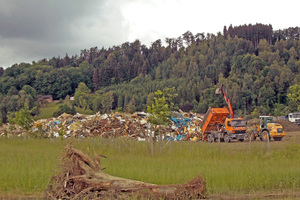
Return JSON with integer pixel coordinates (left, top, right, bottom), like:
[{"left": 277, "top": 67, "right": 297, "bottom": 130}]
[{"left": 46, "top": 145, "right": 206, "bottom": 199}]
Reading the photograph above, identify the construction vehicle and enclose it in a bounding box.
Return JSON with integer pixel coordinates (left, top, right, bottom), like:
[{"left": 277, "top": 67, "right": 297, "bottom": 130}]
[
  {"left": 200, "top": 107, "right": 247, "bottom": 142},
  {"left": 249, "top": 116, "right": 286, "bottom": 141},
  {"left": 287, "top": 112, "right": 300, "bottom": 125},
  {"left": 200, "top": 84, "right": 247, "bottom": 143}
]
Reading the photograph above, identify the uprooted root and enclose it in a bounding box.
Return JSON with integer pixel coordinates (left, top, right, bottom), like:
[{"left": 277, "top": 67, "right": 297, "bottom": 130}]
[{"left": 46, "top": 145, "right": 206, "bottom": 199}]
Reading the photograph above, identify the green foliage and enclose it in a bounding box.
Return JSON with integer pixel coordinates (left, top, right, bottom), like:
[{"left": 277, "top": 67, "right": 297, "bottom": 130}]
[
  {"left": 36, "top": 101, "right": 60, "bottom": 119},
  {"left": 22, "top": 85, "right": 37, "bottom": 99},
  {"left": 7, "top": 86, "right": 18, "bottom": 96},
  {"left": 287, "top": 84, "right": 300, "bottom": 111},
  {"left": 147, "top": 89, "right": 171, "bottom": 126},
  {"left": 251, "top": 108, "right": 259, "bottom": 118},
  {"left": 74, "top": 106, "right": 94, "bottom": 115},
  {"left": 52, "top": 103, "right": 76, "bottom": 118},
  {"left": 58, "top": 125, "right": 66, "bottom": 140},
  {"left": 273, "top": 103, "right": 285, "bottom": 116},
  {"left": 125, "top": 97, "right": 137, "bottom": 113},
  {"left": 8, "top": 104, "right": 36, "bottom": 130},
  {"left": 74, "top": 82, "right": 91, "bottom": 109}
]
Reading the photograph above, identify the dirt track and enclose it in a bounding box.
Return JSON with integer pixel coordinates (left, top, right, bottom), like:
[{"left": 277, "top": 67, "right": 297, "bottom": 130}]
[{"left": 279, "top": 131, "right": 300, "bottom": 143}]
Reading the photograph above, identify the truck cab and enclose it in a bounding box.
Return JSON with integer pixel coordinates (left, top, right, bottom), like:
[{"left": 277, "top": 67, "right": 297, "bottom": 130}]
[
  {"left": 288, "top": 112, "right": 300, "bottom": 125},
  {"left": 224, "top": 118, "right": 247, "bottom": 142}
]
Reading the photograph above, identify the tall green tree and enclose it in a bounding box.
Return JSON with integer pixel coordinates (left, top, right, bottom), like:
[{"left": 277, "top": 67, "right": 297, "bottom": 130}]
[
  {"left": 74, "top": 82, "right": 91, "bottom": 109},
  {"left": 147, "top": 89, "right": 171, "bottom": 126},
  {"left": 287, "top": 84, "right": 300, "bottom": 111}
]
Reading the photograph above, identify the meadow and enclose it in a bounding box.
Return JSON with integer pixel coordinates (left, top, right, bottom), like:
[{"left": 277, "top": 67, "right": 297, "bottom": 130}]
[
  {"left": 0, "top": 133, "right": 300, "bottom": 199},
  {"left": 35, "top": 101, "right": 60, "bottom": 119}
]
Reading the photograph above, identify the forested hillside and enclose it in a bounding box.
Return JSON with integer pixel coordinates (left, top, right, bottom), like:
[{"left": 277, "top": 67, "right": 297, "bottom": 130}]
[{"left": 0, "top": 23, "right": 299, "bottom": 122}]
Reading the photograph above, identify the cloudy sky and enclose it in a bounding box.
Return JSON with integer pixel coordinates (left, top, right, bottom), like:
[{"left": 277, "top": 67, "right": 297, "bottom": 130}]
[{"left": 0, "top": 0, "right": 299, "bottom": 68}]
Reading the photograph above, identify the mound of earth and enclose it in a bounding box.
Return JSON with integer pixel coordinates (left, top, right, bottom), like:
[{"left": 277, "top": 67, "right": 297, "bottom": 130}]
[
  {"left": 274, "top": 119, "right": 300, "bottom": 132},
  {"left": 247, "top": 119, "right": 299, "bottom": 132}
]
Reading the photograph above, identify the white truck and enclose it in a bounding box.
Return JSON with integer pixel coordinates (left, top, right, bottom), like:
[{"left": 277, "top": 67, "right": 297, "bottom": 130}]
[{"left": 287, "top": 112, "right": 300, "bottom": 125}]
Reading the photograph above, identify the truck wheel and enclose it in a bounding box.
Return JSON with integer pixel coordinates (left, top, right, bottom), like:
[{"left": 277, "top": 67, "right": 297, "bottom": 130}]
[
  {"left": 239, "top": 139, "right": 244, "bottom": 142},
  {"left": 207, "top": 134, "right": 214, "bottom": 143},
  {"left": 260, "top": 136, "right": 263, "bottom": 141},
  {"left": 261, "top": 131, "right": 269, "bottom": 142},
  {"left": 248, "top": 131, "right": 256, "bottom": 141},
  {"left": 274, "top": 137, "right": 282, "bottom": 141},
  {"left": 224, "top": 134, "right": 231, "bottom": 143}
]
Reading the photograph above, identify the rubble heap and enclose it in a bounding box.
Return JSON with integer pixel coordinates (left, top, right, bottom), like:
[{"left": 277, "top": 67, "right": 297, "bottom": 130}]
[
  {"left": 0, "top": 112, "right": 203, "bottom": 141},
  {"left": 275, "top": 119, "right": 300, "bottom": 132}
]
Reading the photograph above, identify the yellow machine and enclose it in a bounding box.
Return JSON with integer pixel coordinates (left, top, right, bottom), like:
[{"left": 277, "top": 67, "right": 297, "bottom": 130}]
[{"left": 249, "top": 116, "right": 286, "bottom": 141}]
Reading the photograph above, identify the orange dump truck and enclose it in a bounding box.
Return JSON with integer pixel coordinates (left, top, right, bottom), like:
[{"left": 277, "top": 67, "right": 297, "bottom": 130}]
[{"left": 200, "top": 107, "right": 247, "bottom": 143}]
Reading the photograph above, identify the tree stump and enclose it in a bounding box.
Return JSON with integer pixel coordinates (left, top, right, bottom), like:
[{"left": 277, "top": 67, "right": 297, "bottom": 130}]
[{"left": 46, "top": 145, "right": 206, "bottom": 199}]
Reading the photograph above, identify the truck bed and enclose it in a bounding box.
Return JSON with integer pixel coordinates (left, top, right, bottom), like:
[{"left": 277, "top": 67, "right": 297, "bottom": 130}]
[{"left": 200, "top": 107, "right": 229, "bottom": 134}]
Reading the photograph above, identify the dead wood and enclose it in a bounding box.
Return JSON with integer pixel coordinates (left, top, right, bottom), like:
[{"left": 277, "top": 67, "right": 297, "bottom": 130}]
[{"left": 46, "top": 145, "right": 206, "bottom": 199}]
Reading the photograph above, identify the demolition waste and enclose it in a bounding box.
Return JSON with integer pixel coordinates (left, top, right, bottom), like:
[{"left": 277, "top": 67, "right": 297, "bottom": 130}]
[
  {"left": 0, "top": 111, "right": 203, "bottom": 141},
  {"left": 1, "top": 111, "right": 299, "bottom": 140}
]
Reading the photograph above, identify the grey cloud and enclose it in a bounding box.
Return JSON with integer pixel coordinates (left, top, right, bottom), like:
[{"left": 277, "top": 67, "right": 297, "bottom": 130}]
[
  {"left": 0, "top": 0, "right": 130, "bottom": 68},
  {"left": 0, "top": 0, "right": 100, "bottom": 41}
]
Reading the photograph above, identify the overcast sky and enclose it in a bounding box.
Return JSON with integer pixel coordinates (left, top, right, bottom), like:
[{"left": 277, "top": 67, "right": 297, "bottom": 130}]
[{"left": 0, "top": 0, "right": 299, "bottom": 68}]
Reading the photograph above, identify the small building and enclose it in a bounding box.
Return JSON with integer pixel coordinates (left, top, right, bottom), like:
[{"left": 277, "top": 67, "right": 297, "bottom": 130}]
[{"left": 41, "top": 95, "right": 53, "bottom": 102}]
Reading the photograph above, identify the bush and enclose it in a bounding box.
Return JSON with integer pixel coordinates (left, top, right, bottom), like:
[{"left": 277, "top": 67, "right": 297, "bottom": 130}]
[
  {"left": 53, "top": 104, "right": 76, "bottom": 117},
  {"left": 251, "top": 108, "right": 259, "bottom": 118},
  {"left": 8, "top": 105, "right": 36, "bottom": 130}
]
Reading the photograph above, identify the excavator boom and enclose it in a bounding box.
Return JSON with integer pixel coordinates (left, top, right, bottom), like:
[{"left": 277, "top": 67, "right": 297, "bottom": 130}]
[{"left": 216, "top": 84, "right": 234, "bottom": 118}]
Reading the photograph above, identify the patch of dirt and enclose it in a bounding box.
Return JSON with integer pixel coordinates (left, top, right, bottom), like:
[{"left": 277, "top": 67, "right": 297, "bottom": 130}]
[
  {"left": 208, "top": 191, "right": 300, "bottom": 200},
  {"left": 275, "top": 119, "right": 300, "bottom": 132}
]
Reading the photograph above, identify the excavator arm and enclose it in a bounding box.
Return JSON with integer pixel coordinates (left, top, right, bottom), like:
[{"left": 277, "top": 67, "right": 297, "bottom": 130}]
[{"left": 216, "top": 84, "right": 234, "bottom": 119}]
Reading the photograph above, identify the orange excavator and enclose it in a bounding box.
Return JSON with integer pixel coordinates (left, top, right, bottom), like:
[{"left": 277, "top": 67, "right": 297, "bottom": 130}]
[{"left": 200, "top": 84, "right": 247, "bottom": 143}]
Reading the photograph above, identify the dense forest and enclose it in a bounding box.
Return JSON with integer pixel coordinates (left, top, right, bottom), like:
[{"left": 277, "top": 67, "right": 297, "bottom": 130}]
[{"left": 0, "top": 23, "right": 299, "bottom": 123}]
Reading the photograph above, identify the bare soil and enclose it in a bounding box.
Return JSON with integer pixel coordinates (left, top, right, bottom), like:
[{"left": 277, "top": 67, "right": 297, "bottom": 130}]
[{"left": 208, "top": 191, "right": 300, "bottom": 200}]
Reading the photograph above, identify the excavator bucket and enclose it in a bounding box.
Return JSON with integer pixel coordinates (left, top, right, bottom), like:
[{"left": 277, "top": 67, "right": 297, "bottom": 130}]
[{"left": 215, "top": 88, "right": 221, "bottom": 94}]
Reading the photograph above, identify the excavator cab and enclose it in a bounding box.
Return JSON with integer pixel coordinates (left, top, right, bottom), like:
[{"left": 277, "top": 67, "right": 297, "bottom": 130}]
[{"left": 259, "top": 116, "right": 273, "bottom": 128}]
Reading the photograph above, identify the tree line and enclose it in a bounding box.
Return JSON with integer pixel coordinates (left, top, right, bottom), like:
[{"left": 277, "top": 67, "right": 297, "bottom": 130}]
[{"left": 0, "top": 23, "right": 299, "bottom": 123}]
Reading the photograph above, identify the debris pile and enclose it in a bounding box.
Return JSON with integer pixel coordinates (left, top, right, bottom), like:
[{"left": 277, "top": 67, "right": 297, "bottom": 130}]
[
  {"left": 31, "top": 112, "right": 151, "bottom": 139},
  {"left": 46, "top": 145, "right": 206, "bottom": 199},
  {"left": 274, "top": 119, "right": 300, "bottom": 132},
  {"left": 0, "top": 112, "right": 203, "bottom": 141}
]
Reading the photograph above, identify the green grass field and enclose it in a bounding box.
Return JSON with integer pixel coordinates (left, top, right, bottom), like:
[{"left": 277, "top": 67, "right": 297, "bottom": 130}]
[
  {"left": 36, "top": 102, "right": 95, "bottom": 120},
  {"left": 0, "top": 135, "right": 300, "bottom": 198},
  {"left": 35, "top": 102, "right": 60, "bottom": 119}
]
